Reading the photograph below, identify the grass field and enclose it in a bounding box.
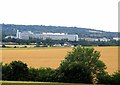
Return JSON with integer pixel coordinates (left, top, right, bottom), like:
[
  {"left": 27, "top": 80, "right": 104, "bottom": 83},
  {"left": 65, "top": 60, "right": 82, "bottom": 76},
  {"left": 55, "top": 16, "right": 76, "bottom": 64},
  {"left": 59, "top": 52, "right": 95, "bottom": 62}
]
[
  {"left": 1, "top": 81, "right": 107, "bottom": 85},
  {"left": 2, "top": 46, "right": 118, "bottom": 74}
]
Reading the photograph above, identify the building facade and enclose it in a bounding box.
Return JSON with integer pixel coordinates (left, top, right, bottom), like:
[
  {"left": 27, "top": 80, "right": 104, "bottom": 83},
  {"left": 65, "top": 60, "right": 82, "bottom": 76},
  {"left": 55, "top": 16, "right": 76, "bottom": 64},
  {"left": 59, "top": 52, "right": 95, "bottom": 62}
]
[{"left": 16, "top": 30, "right": 79, "bottom": 41}]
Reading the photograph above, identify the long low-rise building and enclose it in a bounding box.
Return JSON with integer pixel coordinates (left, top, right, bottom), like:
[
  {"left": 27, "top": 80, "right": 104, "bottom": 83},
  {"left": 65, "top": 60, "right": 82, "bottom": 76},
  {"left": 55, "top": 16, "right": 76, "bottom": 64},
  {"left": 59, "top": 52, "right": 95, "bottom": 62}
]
[{"left": 16, "top": 30, "right": 79, "bottom": 41}]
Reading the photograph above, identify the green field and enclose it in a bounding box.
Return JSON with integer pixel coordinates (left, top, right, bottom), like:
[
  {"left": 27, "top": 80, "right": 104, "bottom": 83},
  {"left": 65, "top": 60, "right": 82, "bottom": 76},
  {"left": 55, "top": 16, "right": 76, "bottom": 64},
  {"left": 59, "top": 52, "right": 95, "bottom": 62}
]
[{"left": 1, "top": 81, "right": 107, "bottom": 85}]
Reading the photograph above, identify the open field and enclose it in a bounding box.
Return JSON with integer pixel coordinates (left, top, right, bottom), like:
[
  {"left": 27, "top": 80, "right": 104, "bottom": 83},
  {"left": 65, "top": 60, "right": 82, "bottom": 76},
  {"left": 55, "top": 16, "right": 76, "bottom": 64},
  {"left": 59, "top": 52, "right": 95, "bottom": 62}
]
[
  {"left": 1, "top": 46, "right": 118, "bottom": 74},
  {"left": 1, "top": 81, "right": 107, "bottom": 85}
]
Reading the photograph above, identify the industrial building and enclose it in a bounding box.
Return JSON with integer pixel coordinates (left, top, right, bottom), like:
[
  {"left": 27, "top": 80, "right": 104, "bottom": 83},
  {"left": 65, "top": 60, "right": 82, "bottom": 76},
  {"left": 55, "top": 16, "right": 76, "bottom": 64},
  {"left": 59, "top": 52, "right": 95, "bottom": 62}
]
[{"left": 16, "top": 30, "right": 79, "bottom": 41}]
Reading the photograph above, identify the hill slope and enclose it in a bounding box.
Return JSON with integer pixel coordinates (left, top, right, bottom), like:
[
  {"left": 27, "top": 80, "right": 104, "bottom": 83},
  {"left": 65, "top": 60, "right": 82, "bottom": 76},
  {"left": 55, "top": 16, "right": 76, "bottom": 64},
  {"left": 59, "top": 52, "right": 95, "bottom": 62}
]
[{"left": 1, "top": 24, "right": 118, "bottom": 38}]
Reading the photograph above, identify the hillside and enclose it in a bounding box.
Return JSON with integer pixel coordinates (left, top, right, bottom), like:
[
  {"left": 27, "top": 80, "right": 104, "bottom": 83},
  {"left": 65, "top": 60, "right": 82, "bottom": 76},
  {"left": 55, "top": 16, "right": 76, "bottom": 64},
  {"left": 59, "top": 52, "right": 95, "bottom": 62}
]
[{"left": 1, "top": 23, "right": 118, "bottom": 38}]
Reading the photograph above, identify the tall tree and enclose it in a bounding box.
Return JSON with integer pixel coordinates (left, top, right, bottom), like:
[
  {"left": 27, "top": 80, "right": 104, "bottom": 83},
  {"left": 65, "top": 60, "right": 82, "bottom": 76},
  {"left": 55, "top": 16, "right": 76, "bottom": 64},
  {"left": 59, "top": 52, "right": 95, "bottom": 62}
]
[{"left": 58, "top": 46, "right": 107, "bottom": 84}]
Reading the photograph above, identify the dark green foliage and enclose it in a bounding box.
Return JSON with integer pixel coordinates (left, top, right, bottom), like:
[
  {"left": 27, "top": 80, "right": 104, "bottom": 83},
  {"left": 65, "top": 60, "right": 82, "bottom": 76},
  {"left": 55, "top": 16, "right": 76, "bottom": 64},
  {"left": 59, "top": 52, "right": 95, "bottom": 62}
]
[
  {"left": 28, "top": 68, "right": 40, "bottom": 81},
  {"left": 2, "top": 44, "right": 6, "bottom": 48},
  {"left": 97, "top": 71, "right": 112, "bottom": 84},
  {"left": 2, "top": 61, "right": 29, "bottom": 81},
  {"left": 2, "top": 63, "right": 12, "bottom": 80},
  {"left": 9, "top": 61, "right": 29, "bottom": 81},
  {"left": 57, "top": 46, "right": 107, "bottom": 84},
  {"left": 57, "top": 62, "right": 91, "bottom": 83},
  {"left": 2, "top": 38, "right": 120, "bottom": 46},
  {"left": 28, "top": 67, "right": 57, "bottom": 82},
  {"left": 111, "top": 71, "right": 120, "bottom": 84},
  {"left": 24, "top": 46, "right": 27, "bottom": 48}
]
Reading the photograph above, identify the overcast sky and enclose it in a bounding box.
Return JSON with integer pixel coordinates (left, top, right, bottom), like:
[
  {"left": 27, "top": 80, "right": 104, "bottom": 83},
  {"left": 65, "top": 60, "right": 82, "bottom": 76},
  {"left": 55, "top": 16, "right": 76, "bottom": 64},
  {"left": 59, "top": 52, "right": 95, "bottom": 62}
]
[{"left": 0, "top": 0, "right": 119, "bottom": 32}]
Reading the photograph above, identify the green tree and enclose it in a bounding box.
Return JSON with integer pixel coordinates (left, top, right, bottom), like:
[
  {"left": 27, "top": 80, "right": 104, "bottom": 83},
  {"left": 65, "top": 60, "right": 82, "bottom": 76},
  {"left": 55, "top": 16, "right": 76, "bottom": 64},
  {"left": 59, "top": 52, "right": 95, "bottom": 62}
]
[
  {"left": 37, "top": 68, "right": 56, "bottom": 82},
  {"left": 2, "top": 63, "right": 10, "bottom": 80},
  {"left": 97, "top": 71, "right": 112, "bottom": 84},
  {"left": 28, "top": 68, "right": 40, "bottom": 81},
  {"left": 111, "top": 71, "right": 120, "bottom": 84},
  {"left": 9, "top": 61, "right": 29, "bottom": 81},
  {"left": 58, "top": 46, "right": 107, "bottom": 84}
]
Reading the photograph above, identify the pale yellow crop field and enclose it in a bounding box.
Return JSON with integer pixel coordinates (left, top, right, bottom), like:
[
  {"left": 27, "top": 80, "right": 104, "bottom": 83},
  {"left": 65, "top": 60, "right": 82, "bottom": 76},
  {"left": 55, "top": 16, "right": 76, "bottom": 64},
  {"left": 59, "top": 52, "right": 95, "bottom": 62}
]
[{"left": 1, "top": 46, "right": 119, "bottom": 74}]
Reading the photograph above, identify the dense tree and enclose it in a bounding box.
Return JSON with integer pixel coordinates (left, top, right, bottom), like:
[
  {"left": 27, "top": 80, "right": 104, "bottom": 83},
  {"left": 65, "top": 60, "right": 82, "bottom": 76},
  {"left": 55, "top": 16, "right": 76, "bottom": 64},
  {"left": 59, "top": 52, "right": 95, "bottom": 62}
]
[
  {"left": 111, "top": 71, "right": 120, "bottom": 84},
  {"left": 2, "top": 63, "right": 12, "bottom": 80},
  {"left": 58, "top": 46, "right": 107, "bottom": 84},
  {"left": 2, "top": 38, "right": 120, "bottom": 46},
  {"left": 97, "top": 71, "right": 112, "bottom": 84},
  {"left": 28, "top": 68, "right": 40, "bottom": 81},
  {"left": 28, "top": 67, "right": 56, "bottom": 82},
  {"left": 2, "top": 60, "right": 120, "bottom": 84},
  {"left": 37, "top": 68, "right": 56, "bottom": 82},
  {"left": 9, "top": 61, "right": 29, "bottom": 81}
]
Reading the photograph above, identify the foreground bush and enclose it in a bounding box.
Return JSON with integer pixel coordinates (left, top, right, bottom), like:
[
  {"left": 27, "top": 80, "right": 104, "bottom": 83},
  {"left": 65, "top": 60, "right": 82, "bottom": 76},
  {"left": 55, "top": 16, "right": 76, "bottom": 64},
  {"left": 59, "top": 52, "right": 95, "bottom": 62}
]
[
  {"left": 28, "top": 67, "right": 56, "bottom": 82},
  {"left": 111, "top": 71, "right": 120, "bottom": 84},
  {"left": 2, "top": 61, "right": 29, "bottom": 81}
]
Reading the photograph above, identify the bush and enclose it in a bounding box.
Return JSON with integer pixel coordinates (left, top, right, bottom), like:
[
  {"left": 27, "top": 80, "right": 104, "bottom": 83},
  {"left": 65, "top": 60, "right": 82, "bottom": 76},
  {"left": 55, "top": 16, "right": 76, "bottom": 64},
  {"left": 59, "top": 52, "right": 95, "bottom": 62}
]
[
  {"left": 2, "top": 61, "right": 29, "bottom": 81},
  {"left": 28, "top": 67, "right": 56, "bottom": 82},
  {"left": 97, "top": 71, "right": 112, "bottom": 84},
  {"left": 111, "top": 71, "right": 120, "bottom": 84},
  {"left": 2, "top": 44, "right": 6, "bottom": 48},
  {"left": 28, "top": 68, "right": 40, "bottom": 81},
  {"left": 10, "top": 61, "right": 29, "bottom": 81},
  {"left": 24, "top": 46, "right": 27, "bottom": 48},
  {"left": 2, "top": 63, "right": 12, "bottom": 80},
  {"left": 37, "top": 68, "right": 56, "bottom": 82},
  {"left": 35, "top": 44, "right": 40, "bottom": 47}
]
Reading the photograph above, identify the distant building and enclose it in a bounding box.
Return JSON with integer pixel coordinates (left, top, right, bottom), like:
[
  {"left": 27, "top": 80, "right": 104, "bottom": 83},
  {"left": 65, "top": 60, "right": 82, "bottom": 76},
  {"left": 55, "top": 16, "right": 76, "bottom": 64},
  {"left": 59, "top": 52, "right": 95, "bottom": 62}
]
[
  {"left": 113, "top": 37, "right": 120, "bottom": 41},
  {"left": 16, "top": 30, "right": 22, "bottom": 39},
  {"left": 5, "top": 36, "right": 16, "bottom": 39},
  {"left": 80, "top": 38, "right": 99, "bottom": 41},
  {"left": 99, "top": 37, "right": 110, "bottom": 42},
  {"left": 53, "top": 44, "right": 62, "bottom": 47},
  {"left": 80, "top": 37, "right": 110, "bottom": 42},
  {"left": 16, "top": 30, "right": 79, "bottom": 41},
  {"left": 63, "top": 42, "right": 72, "bottom": 47}
]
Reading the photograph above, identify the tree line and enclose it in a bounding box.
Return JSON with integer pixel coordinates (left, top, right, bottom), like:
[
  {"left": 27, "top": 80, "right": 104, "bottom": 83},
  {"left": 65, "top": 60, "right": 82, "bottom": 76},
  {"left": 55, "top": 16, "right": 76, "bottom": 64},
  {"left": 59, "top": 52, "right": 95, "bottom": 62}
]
[
  {"left": 2, "top": 38, "right": 120, "bottom": 46},
  {"left": 1, "top": 47, "right": 120, "bottom": 84}
]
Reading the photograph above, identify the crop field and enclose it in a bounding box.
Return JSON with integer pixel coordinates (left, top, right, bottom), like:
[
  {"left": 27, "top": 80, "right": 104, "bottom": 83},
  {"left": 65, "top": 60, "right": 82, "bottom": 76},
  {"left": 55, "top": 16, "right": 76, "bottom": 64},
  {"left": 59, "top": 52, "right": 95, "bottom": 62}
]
[
  {"left": 1, "top": 81, "right": 106, "bottom": 85},
  {"left": 1, "top": 46, "right": 119, "bottom": 74}
]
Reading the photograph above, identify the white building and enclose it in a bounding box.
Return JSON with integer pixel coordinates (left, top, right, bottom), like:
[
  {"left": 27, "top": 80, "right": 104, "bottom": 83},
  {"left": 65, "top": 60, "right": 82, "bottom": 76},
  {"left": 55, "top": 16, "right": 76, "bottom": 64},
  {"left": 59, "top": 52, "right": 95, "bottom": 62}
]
[
  {"left": 16, "top": 30, "right": 79, "bottom": 41},
  {"left": 5, "top": 36, "right": 16, "bottom": 39},
  {"left": 80, "top": 38, "right": 99, "bottom": 41},
  {"left": 99, "top": 37, "right": 110, "bottom": 42},
  {"left": 113, "top": 37, "right": 120, "bottom": 41}
]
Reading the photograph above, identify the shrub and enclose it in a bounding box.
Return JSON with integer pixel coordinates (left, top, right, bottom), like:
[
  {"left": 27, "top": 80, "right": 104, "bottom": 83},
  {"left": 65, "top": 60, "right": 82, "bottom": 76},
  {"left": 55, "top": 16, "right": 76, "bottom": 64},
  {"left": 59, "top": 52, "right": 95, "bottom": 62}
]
[
  {"left": 2, "top": 44, "right": 6, "bottom": 48},
  {"left": 3, "top": 61, "right": 29, "bottom": 81},
  {"left": 111, "top": 71, "right": 120, "bottom": 84}
]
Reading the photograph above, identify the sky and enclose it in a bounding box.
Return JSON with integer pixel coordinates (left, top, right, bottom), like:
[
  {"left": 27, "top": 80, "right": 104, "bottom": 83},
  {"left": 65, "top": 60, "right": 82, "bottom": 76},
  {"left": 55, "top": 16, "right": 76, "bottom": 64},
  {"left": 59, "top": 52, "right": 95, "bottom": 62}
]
[{"left": 0, "top": 0, "right": 119, "bottom": 32}]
